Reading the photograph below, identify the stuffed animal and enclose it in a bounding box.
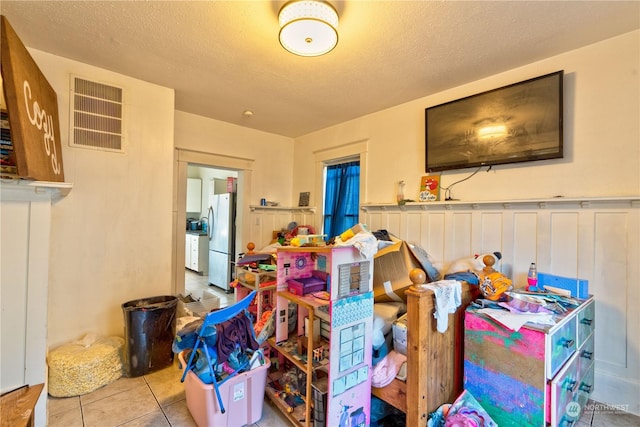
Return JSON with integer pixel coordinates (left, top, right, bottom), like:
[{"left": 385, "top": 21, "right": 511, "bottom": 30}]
[
  {"left": 444, "top": 252, "right": 502, "bottom": 275},
  {"left": 478, "top": 254, "right": 512, "bottom": 300}
]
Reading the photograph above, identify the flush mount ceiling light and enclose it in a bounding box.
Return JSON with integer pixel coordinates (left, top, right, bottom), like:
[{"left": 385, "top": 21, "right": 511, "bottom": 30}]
[{"left": 278, "top": 0, "right": 339, "bottom": 57}]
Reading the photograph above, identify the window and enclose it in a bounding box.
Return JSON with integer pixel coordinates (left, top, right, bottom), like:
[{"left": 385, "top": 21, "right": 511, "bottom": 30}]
[{"left": 323, "top": 160, "right": 360, "bottom": 239}]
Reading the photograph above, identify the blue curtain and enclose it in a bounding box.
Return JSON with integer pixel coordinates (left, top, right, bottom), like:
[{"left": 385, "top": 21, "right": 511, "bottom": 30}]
[{"left": 323, "top": 161, "right": 360, "bottom": 239}]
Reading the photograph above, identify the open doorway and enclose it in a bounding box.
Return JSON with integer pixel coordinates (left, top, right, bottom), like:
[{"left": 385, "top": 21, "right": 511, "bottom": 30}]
[
  {"left": 184, "top": 165, "right": 238, "bottom": 301},
  {"left": 173, "top": 149, "right": 255, "bottom": 300}
]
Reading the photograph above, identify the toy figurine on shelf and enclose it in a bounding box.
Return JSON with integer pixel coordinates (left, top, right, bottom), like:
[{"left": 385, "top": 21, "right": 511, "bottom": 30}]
[
  {"left": 478, "top": 254, "right": 512, "bottom": 301},
  {"left": 246, "top": 242, "right": 256, "bottom": 255}
]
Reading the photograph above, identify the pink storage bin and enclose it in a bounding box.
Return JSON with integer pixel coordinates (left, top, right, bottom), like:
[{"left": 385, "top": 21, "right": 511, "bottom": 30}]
[{"left": 180, "top": 352, "right": 270, "bottom": 427}]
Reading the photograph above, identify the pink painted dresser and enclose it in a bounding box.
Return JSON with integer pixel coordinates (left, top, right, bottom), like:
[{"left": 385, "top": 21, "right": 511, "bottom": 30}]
[{"left": 464, "top": 296, "right": 595, "bottom": 426}]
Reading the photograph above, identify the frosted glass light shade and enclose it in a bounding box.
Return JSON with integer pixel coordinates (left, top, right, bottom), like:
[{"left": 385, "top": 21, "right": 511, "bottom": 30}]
[{"left": 279, "top": 1, "right": 339, "bottom": 57}]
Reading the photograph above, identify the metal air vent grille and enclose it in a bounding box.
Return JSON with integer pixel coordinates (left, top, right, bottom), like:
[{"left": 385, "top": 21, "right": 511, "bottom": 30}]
[{"left": 69, "top": 76, "right": 124, "bottom": 151}]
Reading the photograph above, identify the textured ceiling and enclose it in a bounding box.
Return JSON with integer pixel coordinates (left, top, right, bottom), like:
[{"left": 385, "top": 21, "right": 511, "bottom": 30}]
[{"left": 1, "top": 1, "right": 638, "bottom": 138}]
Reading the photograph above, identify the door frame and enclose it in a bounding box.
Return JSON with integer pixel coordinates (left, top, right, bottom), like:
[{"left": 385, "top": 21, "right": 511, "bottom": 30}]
[{"left": 173, "top": 148, "right": 254, "bottom": 295}]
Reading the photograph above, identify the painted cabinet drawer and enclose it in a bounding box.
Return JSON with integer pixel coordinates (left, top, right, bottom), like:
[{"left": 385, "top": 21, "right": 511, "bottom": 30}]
[
  {"left": 578, "top": 362, "right": 595, "bottom": 399},
  {"left": 577, "top": 334, "right": 595, "bottom": 380},
  {"left": 547, "top": 318, "right": 577, "bottom": 379},
  {"left": 577, "top": 300, "right": 595, "bottom": 347},
  {"left": 551, "top": 338, "right": 595, "bottom": 426},
  {"left": 551, "top": 351, "right": 580, "bottom": 426},
  {"left": 559, "top": 362, "right": 595, "bottom": 426}
]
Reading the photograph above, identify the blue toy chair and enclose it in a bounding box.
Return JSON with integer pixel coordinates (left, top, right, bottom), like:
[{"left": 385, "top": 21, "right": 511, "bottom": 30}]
[{"left": 180, "top": 290, "right": 257, "bottom": 414}]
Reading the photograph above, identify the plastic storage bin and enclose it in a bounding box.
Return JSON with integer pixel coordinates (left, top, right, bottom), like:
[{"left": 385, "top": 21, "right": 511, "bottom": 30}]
[
  {"left": 183, "top": 357, "right": 271, "bottom": 427},
  {"left": 177, "top": 289, "right": 220, "bottom": 318},
  {"left": 122, "top": 295, "right": 177, "bottom": 377}
]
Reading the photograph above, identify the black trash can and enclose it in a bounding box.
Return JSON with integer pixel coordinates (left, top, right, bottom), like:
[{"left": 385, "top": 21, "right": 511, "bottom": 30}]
[{"left": 122, "top": 295, "right": 178, "bottom": 377}]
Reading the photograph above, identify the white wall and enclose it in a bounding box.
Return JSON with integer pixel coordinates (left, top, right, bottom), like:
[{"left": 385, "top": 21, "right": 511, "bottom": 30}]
[
  {"left": 174, "top": 111, "right": 295, "bottom": 250},
  {"left": 283, "top": 31, "right": 640, "bottom": 414},
  {"left": 30, "top": 50, "right": 176, "bottom": 348},
  {"left": 174, "top": 111, "right": 294, "bottom": 208},
  {"left": 292, "top": 31, "right": 639, "bottom": 208}
]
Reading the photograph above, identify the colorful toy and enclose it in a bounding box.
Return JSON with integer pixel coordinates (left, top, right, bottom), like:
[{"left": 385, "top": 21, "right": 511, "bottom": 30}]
[{"left": 478, "top": 254, "right": 512, "bottom": 301}]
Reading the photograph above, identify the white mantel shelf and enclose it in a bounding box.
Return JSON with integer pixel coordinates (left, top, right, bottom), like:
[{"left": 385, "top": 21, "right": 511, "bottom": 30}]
[
  {"left": 0, "top": 178, "right": 73, "bottom": 198},
  {"left": 361, "top": 196, "right": 640, "bottom": 212},
  {"left": 250, "top": 205, "right": 316, "bottom": 213}
]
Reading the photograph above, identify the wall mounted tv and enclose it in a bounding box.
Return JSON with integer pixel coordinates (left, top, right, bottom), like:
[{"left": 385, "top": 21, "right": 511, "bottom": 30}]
[{"left": 425, "top": 70, "right": 563, "bottom": 172}]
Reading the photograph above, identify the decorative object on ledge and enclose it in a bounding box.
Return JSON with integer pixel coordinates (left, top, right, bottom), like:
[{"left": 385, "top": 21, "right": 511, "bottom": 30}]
[
  {"left": 419, "top": 175, "right": 440, "bottom": 201},
  {"left": 1, "top": 15, "right": 65, "bottom": 182},
  {"left": 250, "top": 205, "right": 316, "bottom": 213},
  {"left": 360, "top": 196, "right": 640, "bottom": 212},
  {"left": 298, "top": 191, "right": 310, "bottom": 207}
]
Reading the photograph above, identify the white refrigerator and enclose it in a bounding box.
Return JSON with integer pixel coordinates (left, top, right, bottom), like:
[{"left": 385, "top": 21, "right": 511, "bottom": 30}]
[{"left": 207, "top": 193, "right": 235, "bottom": 291}]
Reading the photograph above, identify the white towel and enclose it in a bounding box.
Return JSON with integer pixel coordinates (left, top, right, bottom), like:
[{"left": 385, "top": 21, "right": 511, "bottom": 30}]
[
  {"left": 334, "top": 231, "right": 378, "bottom": 258},
  {"left": 424, "top": 280, "right": 462, "bottom": 333}
]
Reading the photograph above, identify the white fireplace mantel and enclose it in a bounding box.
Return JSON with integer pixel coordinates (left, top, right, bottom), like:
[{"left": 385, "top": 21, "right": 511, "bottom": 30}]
[
  {"left": 0, "top": 178, "right": 73, "bottom": 199},
  {"left": 0, "top": 178, "right": 72, "bottom": 426}
]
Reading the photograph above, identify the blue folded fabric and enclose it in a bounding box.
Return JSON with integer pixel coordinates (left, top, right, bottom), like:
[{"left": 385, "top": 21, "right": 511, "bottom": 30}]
[{"left": 443, "top": 271, "right": 480, "bottom": 285}]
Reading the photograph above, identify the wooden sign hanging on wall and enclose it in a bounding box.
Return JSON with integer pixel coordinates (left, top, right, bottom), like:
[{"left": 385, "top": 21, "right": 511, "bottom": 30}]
[{"left": 1, "top": 15, "right": 65, "bottom": 182}]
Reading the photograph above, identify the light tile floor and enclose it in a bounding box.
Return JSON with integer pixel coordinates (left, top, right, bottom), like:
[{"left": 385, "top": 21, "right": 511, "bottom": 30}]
[
  {"left": 48, "top": 271, "right": 640, "bottom": 426},
  {"left": 184, "top": 269, "right": 236, "bottom": 309},
  {"left": 47, "top": 356, "right": 290, "bottom": 427},
  {"left": 48, "top": 270, "right": 288, "bottom": 427}
]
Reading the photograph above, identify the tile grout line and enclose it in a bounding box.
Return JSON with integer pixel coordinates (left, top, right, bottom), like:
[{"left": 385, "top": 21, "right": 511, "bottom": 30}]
[{"left": 142, "top": 375, "right": 174, "bottom": 426}]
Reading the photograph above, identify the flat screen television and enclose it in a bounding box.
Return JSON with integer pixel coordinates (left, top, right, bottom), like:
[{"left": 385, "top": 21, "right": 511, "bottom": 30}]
[{"left": 425, "top": 70, "right": 563, "bottom": 172}]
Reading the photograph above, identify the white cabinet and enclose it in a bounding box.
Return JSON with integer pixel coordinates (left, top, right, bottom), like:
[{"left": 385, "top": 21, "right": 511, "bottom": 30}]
[
  {"left": 185, "top": 235, "right": 191, "bottom": 269},
  {"left": 185, "top": 233, "right": 208, "bottom": 274},
  {"left": 186, "top": 178, "right": 202, "bottom": 213}
]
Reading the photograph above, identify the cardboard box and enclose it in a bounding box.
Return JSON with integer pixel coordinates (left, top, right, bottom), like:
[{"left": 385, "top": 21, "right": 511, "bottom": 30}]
[
  {"left": 392, "top": 313, "right": 408, "bottom": 355},
  {"left": 339, "top": 223, "right": 369, "bottom": 241},
  {"left": 373, "top": 237, "right": 425, "bottom": 302}
]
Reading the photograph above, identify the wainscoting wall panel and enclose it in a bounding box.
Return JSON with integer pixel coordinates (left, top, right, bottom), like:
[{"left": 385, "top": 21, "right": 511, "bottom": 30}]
[
  {"left": 247, "top": 197, "right": 639, "bottom": 414},
  {"left": 247, "top": 206, "right": 316, "bottom": 250},
  {"left": 360, "top": 197, "right": 639, "bottom": 414}
]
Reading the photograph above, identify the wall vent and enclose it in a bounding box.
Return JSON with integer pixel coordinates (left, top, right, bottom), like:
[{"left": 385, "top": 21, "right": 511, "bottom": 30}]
[{"left": 69, "top": 76, "right": 124, "bottom": 152}]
